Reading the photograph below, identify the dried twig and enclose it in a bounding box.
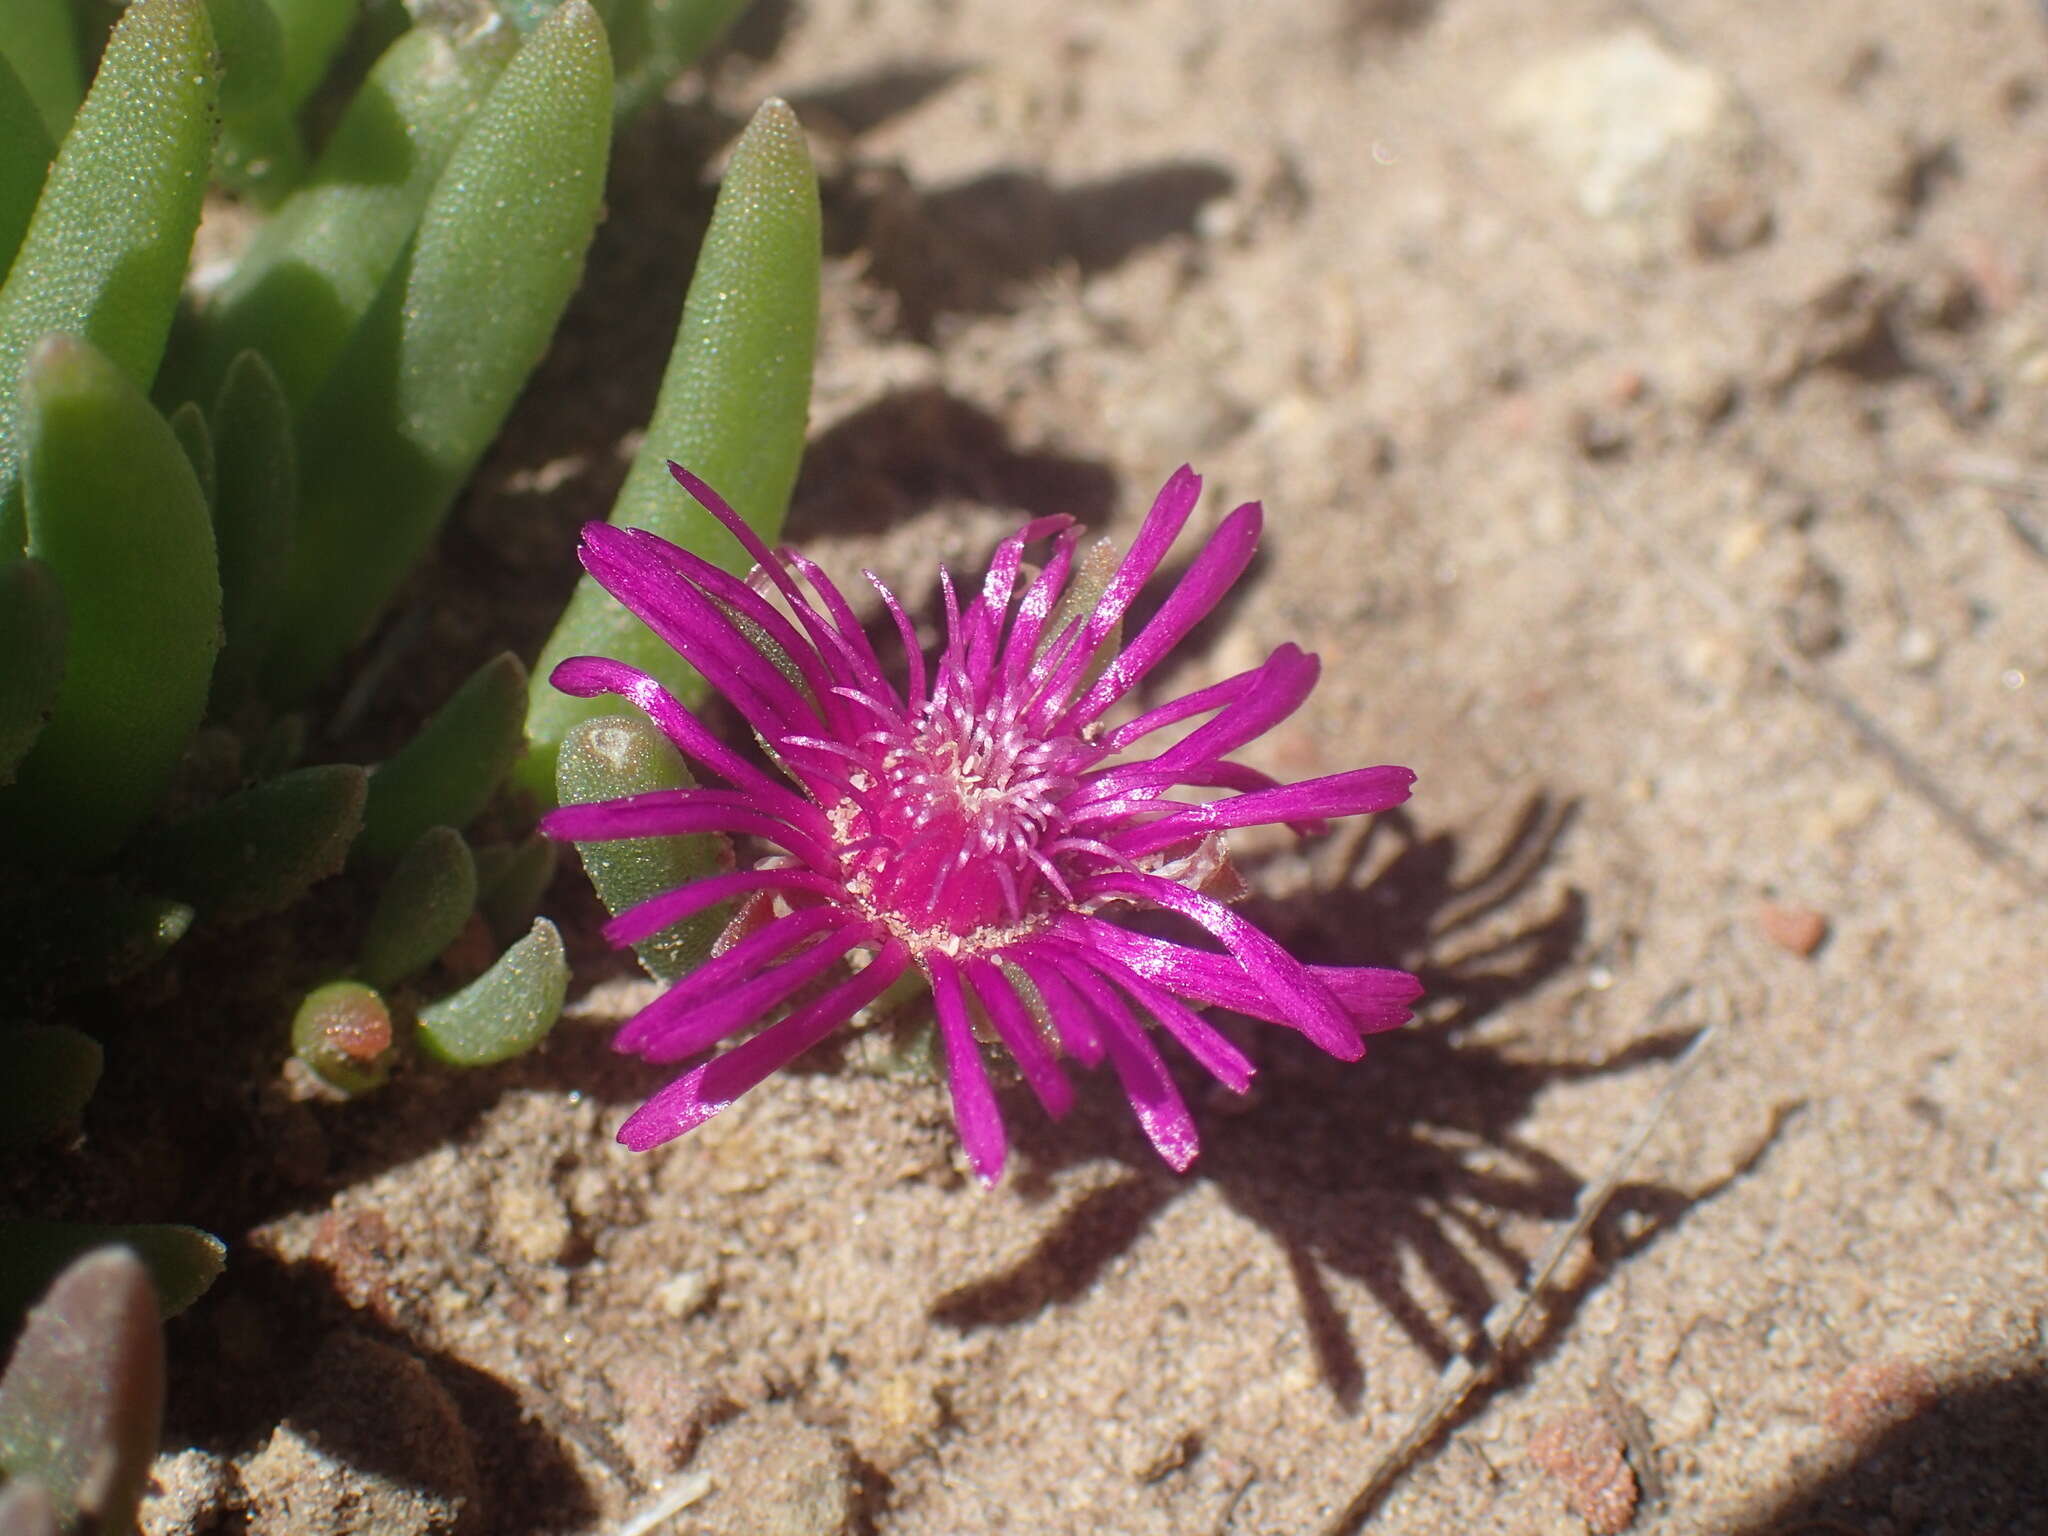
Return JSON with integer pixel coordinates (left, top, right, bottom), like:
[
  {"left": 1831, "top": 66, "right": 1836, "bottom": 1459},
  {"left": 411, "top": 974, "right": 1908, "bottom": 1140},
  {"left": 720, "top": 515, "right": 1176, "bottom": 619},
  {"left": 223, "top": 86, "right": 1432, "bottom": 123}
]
[{"left": 1320, "top": 1011, "right": 1719, "bottom": 1535}]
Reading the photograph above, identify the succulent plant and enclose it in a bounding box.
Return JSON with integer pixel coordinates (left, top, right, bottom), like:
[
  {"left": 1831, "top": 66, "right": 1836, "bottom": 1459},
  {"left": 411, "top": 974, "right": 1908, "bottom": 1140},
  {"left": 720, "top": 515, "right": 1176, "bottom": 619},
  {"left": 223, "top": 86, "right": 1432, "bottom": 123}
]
[
  {"left": 0, "top": 1249, "right": 166, "bottom": 1536},
  {"left": 0, "top": 0, "right": 820, "bottom": 1331}
]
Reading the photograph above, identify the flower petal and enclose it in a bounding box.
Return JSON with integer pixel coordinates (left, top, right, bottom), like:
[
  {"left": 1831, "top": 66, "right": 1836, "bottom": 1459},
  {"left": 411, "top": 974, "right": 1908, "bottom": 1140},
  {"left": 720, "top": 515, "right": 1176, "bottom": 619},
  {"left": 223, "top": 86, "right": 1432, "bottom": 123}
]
[
  {"left": 605, "top": 866, "right": 845, "bottom": 947},
  {"left": 1045, "top": 953, "right": 1200, "bottom": 1171},
  {"left": 1046, "top": 937, "right": 1254, "bottom": 1094},
  {"left": 1059, "top": 874, "right": 1362, "bottom": 1059},
  {"left": 962, "top": 954, "right": 1074, "bottom": 1119},
  {"left": 548, "top": 653, "right": 812, "bottom": 810},
  {"left": 632, "top": 926, "right": 867, "bottom": 1063},
  {"left": 543, "top": 790, "right": 836, "bottom": 870},
  {"left": 614, "top": 906, "right": 848, "bottom": 1055},
  {"left": 1058, "top": 500, "right": 1262, "bottom": 729},
  {"left": 1114, "top": 766, "right": 1416, "bottom": 858},
  {"left": 926, "top": 952, "right": 1009, "bottom": 1187},
  {"left": 616, "top": 942, "right": 909, "bottom": 1152},
  {"left": 1082, "top": 922, "right": 1420, "bottom": 1034}
]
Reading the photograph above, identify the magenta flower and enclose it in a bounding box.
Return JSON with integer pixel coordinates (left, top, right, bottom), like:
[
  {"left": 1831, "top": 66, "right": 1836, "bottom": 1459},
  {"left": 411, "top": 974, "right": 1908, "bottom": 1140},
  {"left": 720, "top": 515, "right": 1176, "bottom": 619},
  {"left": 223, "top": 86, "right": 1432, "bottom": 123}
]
[{"left": 543, "top": 463, "right": 1420, "bottom": 1184}]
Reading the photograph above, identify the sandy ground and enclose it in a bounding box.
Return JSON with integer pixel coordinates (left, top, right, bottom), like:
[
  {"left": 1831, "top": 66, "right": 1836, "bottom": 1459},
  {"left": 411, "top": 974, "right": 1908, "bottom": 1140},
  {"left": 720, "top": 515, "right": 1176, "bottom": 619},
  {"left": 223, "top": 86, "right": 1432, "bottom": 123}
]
[{"left": 35, "top": 0, "right": 2048, "bottom": 1532}]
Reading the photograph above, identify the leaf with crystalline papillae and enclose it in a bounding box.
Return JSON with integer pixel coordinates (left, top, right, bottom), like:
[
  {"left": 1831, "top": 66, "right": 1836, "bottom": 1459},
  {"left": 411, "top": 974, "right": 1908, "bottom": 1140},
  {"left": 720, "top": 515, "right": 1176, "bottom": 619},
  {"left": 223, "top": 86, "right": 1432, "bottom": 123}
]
[
  {"left": 0, "top": 556, "right": 63, "bottom": 786},
  {"left": 522, "top": 97, "right": 819, "bottom": 796},
  {"left": 557, "top": 714, "right": 730, "bottom": 983},
  {"left": 291, "top": 979, "right": 393, "bottom": 1096},
  {"left": 475, "top": 831, "right": 559, "bottom": 947},
  {"left": 0, "top": 0, "right": 216, "bottom": 531},
  {"left": 0, "top": 58, "right": 52, "bottom": 278},
  {"left": 417, "top": 917, "right": 567, "bottom": 1066},
  {"left": 0, "top": 0, "right": 79, "bottom": 144},
  {"left": 166, "top": 398, "right": 214, "bottom": 509},
  {"left": 178, "top": 19, "right": 520, "bottom": 418},
  {"left": 0, "top": 1224, "right": 223, "bottom": 1328},
  {"left": 0, "top": 879, "right": 193, "bottom": 1000},
  {"left": 206, "top": 350, "right": 297, "bottom": 715},
  {"left": 210, "top": 0, "right": 361, "bottom": 206},
  {"left": 355, "top": 652, "right": 528, "bottom": 867},
  {"left": 358, "top": 826, "right": 477, "bottom": 988},
  {"left": 261, "top": 3, "right": 612, "bottom": 701},
  {"left": 135, "top": 763, "right": 366, "bottom": 926},
  {"left": 0, "top": 1025, "right": 100, "bottom": 1148},
  {"left": 0, "top": 1249, "right": 161, "bottom": 1536},
  {"left": 0, "top": 336, "right": 220, "bottom": 869}
]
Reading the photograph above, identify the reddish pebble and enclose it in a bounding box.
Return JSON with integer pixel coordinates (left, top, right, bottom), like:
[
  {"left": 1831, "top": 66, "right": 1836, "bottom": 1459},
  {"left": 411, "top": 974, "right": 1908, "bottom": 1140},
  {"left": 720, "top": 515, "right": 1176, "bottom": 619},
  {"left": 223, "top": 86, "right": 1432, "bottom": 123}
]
[
  {"left": 1757, "top": 902, "right": 1829, "bottom": 956},
  {"left": 1529, "top": 1406, "right": 1639, "bottom": 1534},
  {"left": 1823, "top": 1358, "right": 1937, "bottom": 1440}
]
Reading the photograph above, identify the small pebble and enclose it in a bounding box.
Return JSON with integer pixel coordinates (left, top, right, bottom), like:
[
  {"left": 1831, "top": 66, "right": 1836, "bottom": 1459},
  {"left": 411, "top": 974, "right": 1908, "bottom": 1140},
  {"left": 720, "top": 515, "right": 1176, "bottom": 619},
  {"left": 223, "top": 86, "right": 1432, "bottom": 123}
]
[
  {"left": 1529, "top": 1407, "right": 1639, "bottom": 1534},
  {"left": 1757, "top": 902, "right": 1829, "bottom": 956}
]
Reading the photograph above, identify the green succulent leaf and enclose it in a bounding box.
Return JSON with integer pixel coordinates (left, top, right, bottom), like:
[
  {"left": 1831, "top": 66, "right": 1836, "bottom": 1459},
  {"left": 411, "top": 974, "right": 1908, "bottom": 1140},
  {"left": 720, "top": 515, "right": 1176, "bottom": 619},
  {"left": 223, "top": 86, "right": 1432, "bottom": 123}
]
[
  {"left": 557, "top": 713, "right": 730, "bottom": 982},
  {"left": 474, "top": 830, "right": 559, "bottom": 947},
  {"left": 522, "top": 96, "right": 819, "bottom": 796},
  {"left": 0, "top": 56, "right": 53, "bottom": 278},
  {"left": 0, "top": 1025, "right": 101, "bottom": 1148},
  {"left": 358, "top": 825, "right": 477, "bottom": 988},
  {"left": 356, "top": 651, "right": 528, "bottom": 866},
  {"left": 416, "top": 917, "right": 567, "bottom": 1066},
  {"left": 0, "top": 335, "right": 220, "bottom": 869},
  {"left": 207, "top": 350, "right": 298, "bottom": 715},
  {"left": 0, "top": 0, "right": 81, "bottom": 144},
  {"left": 262, "top": 1, "right": 613, "bottom": 701},
  {"left": 137, "top": 763, "right": 367, "bottom": 925},
  {"left": 166, "top": 398, "right": 215, "bottom": 509},
  {"left": 0, "top": 0, "right": 217, "bottom": 536},
  {"left": 0, "top": 556, "right": 64, "bottom": 787},
  {"left": 290, "top": 979, "right": 393, "bottom": 1096},
  {"left": 0, "top": 1224, "right": 223, "bottom": 1331},
  {"left": 0, "top": 1249, "right": 163, "bottom": 1536},
  {"left": 268, "top": 0, "right": 363, "bottom": 109},
  {"left": 179, "top": 18, "right": 521, "bottom": 417},
  {"left": 207, "top": 0, "right": 287, "bottom": 117}
]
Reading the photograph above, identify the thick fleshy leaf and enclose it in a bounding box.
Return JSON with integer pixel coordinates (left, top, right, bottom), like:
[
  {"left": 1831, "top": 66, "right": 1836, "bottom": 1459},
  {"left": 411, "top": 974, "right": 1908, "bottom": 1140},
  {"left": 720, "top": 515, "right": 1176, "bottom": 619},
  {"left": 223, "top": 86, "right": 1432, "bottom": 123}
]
[
  {"left": 138, "top": 764, "right": 365, "bottom": 926},
  {"left": 263, "top": 3, "right": 612, "bottom": 700},
  {"left": 206, "top": 349, "right": 298, "bottom": 714},
  {"left": 0, "top": 1222, "right": 224, "bottom": 1326},
  {"left": 0, "top": 556, "right": 63, "bottom": 786},
  {"left": 0, "top": 1248, "right": 162, "bottom": 1536},
  {"left": 0, "top": 0, "right": 79, "bottom": 144},
  {"left": 557, "top": 711, "right": 733, "bottom": 983},
  {"left": 0, "top": 1025, "right": 101, "bottom": 1148},
  {"left": 291, "top": 979, "right": 392, "bottom": 1096},
  {"left": 0, "top": 336, "right": 219, "bottom": 868},
  {"left": 165, "top": 399, "right": 214, "bottom": 509},
  {"left": 0, "top": 57, "right": 52, "bottom": 277},
  {"left": 523, "top": 97, "right": 821, "bottom": 796},
  {"left": 416, "top": 918, "right": 568, "bottom": 1067},
  {"left": 0, "top": 0, "right": 216, "bottom": 529},
  {"left": 474, "top": 831, "right": 559, "bottom": 947},
  {"left": 175, "top": 18, "right": 519, "bottom": 415},
  {"left": 356, "top": 652, "right": 527, "bottom": 866},
  {"left": 358, "top": 826, "right": 477, "bottom": 988}
]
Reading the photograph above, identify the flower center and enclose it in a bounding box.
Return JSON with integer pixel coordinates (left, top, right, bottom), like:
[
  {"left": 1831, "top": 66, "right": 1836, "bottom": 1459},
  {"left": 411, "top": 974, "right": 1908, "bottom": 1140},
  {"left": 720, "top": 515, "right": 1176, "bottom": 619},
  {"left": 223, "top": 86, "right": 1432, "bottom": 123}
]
[{"left": 839, "top": 691, "right": 1090, "bottom": 944}]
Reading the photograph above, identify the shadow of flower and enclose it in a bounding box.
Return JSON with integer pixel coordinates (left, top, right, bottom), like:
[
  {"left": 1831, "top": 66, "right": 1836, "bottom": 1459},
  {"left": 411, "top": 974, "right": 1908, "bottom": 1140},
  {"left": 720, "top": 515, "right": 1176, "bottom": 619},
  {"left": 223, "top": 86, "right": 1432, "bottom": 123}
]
[{"left": 932, "top": 797, "right": 1704, "bottom": 1413}]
